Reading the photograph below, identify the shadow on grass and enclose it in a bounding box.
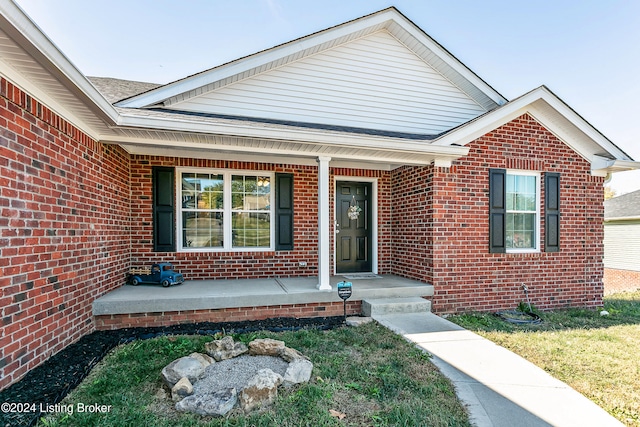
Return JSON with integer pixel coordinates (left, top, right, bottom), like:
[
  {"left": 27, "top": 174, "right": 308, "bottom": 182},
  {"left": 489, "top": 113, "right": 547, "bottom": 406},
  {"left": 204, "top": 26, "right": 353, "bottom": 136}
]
[{"left": 449, "top": 290, "right": 640, "bottom": 334}]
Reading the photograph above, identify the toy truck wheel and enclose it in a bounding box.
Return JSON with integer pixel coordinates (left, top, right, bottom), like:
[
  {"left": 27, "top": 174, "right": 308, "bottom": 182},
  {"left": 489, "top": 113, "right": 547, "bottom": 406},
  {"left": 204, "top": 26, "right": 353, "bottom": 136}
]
[
  {"left": 161, "top": 279, "right": 171, "bottom": 288},
  {"left": 130, "top": 277, "right": 141, "bottom": 286}
]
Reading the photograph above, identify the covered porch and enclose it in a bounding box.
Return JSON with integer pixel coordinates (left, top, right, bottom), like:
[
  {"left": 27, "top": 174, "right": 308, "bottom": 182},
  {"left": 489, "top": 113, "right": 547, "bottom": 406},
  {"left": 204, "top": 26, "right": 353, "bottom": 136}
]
[{"left": 93, "top": 275, "right": 433, "bottom": 330}]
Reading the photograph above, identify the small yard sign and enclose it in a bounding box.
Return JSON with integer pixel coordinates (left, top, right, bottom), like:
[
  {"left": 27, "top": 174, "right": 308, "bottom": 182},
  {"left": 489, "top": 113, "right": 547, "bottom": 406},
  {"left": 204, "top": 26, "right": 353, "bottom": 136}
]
[
  {"left": 337, "top": 281, "right": 352, "bottom": 300},
  {"left": 337, "top": 281, "right": 352, "bottom": 321}
]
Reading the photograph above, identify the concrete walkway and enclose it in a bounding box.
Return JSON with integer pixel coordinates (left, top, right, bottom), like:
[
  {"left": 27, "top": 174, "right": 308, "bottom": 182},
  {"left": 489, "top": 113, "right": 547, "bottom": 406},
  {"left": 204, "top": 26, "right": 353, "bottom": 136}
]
[{"left": 373, "top": 312, "right": 624, "bottom": 427}]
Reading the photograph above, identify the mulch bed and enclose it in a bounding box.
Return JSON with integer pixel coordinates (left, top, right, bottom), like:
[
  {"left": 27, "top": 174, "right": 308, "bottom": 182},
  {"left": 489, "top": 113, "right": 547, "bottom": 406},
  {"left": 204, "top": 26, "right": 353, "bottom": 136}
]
[{"left": 0, "top": 316, "right": 344, "bottom": 427}]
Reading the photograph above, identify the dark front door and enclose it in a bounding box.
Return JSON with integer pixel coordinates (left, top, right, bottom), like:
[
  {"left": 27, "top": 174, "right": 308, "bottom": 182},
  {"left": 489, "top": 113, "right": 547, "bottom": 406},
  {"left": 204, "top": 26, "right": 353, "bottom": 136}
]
[{"left": 336, "top": 181, "right": 372, "bottom": 273}]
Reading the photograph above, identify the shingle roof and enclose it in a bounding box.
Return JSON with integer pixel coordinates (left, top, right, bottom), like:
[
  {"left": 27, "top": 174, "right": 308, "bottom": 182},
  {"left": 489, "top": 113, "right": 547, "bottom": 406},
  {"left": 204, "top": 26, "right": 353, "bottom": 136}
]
[
  {"left": 87, "top": 77, "right": 161, "bottom": 104},
  {"left": 147, "top": 108, "right": 439, "bottom": 141},
  {"left": 604, "top": 189, "right": 640, "bottom": 219}
]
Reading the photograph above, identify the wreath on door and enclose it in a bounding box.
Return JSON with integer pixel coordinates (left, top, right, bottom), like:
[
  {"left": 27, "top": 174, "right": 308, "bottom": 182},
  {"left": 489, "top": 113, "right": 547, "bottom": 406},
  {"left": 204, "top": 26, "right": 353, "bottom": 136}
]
[{"left": 347, "top": 196, "right": 362, "bottom": 220}]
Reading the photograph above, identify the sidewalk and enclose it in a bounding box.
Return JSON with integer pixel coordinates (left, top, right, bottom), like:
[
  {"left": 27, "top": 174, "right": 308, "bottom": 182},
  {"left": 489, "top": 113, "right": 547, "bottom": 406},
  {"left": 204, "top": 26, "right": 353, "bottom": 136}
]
[{"left": 373, "top": 312, "right": 624, "bottom": 427}]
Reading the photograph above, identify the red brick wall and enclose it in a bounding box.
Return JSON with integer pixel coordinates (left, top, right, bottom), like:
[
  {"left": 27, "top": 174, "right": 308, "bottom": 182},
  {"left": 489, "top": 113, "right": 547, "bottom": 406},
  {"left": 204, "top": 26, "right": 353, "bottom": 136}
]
[
  {"left": 130, "top": 158, "right": 393, "bottom": 279},
  {"left": 428, "top": 114, "right": 605, "bottom": 313},
  {"left": 390, "top": 165, "right": 435, "bottom": 282},
  {"left": 131, "top": 157, "right": 319, "bottom": 279},
  {"left": 0, "top": 78, "right": 131, "bottom": 390},
  {"left": 95, "top": 301, "right": 362, "bottom": 330}
]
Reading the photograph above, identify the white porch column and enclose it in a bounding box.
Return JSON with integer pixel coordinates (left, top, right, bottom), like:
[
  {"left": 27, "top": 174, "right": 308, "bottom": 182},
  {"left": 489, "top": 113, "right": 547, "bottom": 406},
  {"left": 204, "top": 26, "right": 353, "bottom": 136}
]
[{"left": 317, "top": 156, "right": 332, "bottom": 291}]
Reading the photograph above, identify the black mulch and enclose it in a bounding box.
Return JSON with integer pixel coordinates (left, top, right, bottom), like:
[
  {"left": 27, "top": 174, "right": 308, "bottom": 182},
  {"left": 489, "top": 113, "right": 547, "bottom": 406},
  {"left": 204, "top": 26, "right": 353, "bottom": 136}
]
[{"left": 1, "top": 316, "right": 345, "bottom": 427}]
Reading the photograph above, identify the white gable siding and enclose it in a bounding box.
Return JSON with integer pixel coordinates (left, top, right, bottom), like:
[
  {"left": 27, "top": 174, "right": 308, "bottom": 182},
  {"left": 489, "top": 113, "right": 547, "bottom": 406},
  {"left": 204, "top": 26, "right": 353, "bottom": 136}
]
[{"left": 170, "top": 31, "right": 487, "bottom": 135}]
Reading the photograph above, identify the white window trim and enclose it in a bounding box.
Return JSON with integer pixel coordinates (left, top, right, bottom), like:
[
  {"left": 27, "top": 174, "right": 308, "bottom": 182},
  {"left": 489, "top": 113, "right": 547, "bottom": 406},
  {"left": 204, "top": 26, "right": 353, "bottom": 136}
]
[
  {"left": 176, "top": 167, "right": 275, "bottom": 252},
  {"left": 506, "top": 170, "right": 541, "bottom": 254}
]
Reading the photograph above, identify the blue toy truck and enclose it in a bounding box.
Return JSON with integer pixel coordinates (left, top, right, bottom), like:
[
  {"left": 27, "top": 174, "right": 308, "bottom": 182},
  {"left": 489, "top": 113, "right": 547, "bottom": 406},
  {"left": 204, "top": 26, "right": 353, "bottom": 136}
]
[{"left": 127, "top": 263, "right": 184, "bottom": 287}]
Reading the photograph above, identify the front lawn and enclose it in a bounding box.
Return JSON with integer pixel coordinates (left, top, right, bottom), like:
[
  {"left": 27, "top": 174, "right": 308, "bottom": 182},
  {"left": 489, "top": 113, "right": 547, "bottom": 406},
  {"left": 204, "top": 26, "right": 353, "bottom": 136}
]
[
  {"left": 449, "top": 291, "right": 640, "bottom": 426},
  {"left": 38, "top": 322, "right": 470, "bottom": 426}
]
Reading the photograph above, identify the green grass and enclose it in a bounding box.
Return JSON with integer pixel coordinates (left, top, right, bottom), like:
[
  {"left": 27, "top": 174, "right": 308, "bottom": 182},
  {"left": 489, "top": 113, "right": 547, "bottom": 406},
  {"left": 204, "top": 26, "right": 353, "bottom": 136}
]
[
  {"left": 38, "top": 322, "right": 470, "bottom": 427},
  {"left": 448, "top": 291, "right": 640, "bottom": 426}
]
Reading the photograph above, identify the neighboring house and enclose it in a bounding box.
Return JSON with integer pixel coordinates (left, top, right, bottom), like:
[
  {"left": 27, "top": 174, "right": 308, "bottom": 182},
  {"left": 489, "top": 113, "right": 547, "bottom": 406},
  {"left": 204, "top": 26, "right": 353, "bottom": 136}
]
[
  {"left": 0, "top": 2, "right": 638, "bottom": 390},
  {"left": 604, "top": 190, "right": 640, "bottom": 291}
]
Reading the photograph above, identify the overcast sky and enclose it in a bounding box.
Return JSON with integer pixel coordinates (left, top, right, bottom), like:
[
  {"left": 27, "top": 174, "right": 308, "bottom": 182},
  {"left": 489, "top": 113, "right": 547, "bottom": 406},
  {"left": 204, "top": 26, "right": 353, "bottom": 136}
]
[{"left": 13, "top": 0, "right": 640, "bottom": 195}]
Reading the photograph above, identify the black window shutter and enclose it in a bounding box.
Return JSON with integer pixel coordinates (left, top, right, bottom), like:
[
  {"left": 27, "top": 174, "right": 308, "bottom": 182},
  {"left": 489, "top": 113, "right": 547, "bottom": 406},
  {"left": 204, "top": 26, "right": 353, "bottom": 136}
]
[
  {"left": 275, "top": 173, "right": 294, "bottom": 251},
  {"left": 153, "top": 167, "right": 176, "bottom": 252},
  {"left": 545, "top": 172, "right": 560, "bottom": 252},
  {"left": 489, "top": 168, "right": 507, "bottom": 253}
]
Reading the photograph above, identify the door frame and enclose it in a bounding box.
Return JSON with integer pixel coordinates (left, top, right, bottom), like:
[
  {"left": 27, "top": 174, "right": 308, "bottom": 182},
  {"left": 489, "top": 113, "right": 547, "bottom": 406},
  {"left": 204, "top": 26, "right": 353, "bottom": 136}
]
[{"left": 333, "top": 176, "right": 378, "bottom": 275}]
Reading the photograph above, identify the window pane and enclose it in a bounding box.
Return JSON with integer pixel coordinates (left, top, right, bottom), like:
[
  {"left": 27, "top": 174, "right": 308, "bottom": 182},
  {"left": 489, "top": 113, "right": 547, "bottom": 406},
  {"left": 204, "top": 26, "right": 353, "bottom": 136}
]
[
  {"left": 232, "top": 175, "right": 271, "bottom": 211},
  {"left": 183, "top": 211, "right": 223, "bottom": 248},
  {"left": 232, "top": 175, "right": 245, "bottom": 210},
  {"left": 506, "top": 212, "right": 535, "bottom": 249},
  {"left": 232, "top": 212, "right": 270, "bottom": 247},
  {"left": 182, "top": 173, "right": 223, "bottom": 209},
  {"left": 512, "top": 176, "right": 536, "bottom": 211}
]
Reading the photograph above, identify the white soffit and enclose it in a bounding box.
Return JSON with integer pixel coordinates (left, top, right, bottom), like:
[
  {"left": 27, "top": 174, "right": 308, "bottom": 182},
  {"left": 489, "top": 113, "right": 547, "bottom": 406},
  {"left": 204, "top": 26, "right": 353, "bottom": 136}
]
[{"left": 116, "top": 8, "right": 505, "bottom": 112}]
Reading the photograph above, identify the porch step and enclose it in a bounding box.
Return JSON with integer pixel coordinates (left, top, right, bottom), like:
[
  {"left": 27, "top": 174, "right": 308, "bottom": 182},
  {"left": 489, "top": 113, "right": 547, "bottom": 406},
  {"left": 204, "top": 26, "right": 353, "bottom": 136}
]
[{"left": 361, "top": 297, "right": 431, "bottom": 317}]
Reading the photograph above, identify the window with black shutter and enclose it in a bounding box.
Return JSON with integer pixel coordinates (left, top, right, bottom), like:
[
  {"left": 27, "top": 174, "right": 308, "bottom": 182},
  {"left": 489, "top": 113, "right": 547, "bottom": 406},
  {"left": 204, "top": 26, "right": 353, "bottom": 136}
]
[
  {"left": 157, "top": 169, "right": 294, "bottom": 252},
  {"left": 545, "top": 172, "right": 560, "bottom": 252},
  {"left": 489, "top": 169, "right": 556, "bottom": 253},
  {"left": 275, "top": 173, "right": 294, "bottom": 250},
  {"left": 489, "top": 168, "right": 507, "bottom": 253},
  {"left": 153, "top": 166, "right": 176, "bottom": 252}
]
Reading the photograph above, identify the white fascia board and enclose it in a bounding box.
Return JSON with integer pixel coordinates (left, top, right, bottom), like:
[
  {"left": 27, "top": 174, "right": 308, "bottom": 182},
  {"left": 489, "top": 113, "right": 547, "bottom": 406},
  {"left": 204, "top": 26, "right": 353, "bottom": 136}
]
[
  {"left": 118, "top": 146, "right": 400, "bottom": 170},
  {"left": 0, "top": 1, "right": 119, "bottom": 127},
  {"left": 106, "top": 135, "right": 445, "bottom": 167},
  {"left": 431, "top": 86, "right": 633, "bottom": 163},
  {"left": 114, "top": 113, "right": 469, "bottom": 158}
]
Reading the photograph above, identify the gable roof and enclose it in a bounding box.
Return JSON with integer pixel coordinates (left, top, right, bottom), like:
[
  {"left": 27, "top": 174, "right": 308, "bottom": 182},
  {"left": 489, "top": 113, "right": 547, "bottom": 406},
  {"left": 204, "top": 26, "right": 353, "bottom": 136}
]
[
  {"left": 115, "top": 7, "right": 506, "bottom": 114},
  {"left": 1, "top": 1, "right": 638, "bottom": 173},
  {"left": 605, "top": 190, "right": 640, "bottom": 221},
  {"left": 430, "top": 85, "right": 637, "bottom": 175}
]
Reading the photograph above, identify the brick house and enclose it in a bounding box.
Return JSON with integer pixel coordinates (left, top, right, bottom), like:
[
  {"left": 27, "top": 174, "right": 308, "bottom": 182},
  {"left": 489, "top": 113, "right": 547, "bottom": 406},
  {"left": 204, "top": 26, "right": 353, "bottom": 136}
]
[{"left": 1, "top": 3, "right": 638, "bottom": 390}]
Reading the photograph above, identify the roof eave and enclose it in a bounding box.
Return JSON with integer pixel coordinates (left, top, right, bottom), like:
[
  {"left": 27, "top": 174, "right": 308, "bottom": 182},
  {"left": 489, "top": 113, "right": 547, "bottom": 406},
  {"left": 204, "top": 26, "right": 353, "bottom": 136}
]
[
  {"left": 115, "top": 112, "right": 466, "bottom": 156},
  {"left": 591, "top": 156, "right": 640, "bottom": 177},
  {"left": 0, "top": 1, "right": 119, "bottom": 132},
  {"left": 431, "top": 86, "right": 637, "bottom": 169}
]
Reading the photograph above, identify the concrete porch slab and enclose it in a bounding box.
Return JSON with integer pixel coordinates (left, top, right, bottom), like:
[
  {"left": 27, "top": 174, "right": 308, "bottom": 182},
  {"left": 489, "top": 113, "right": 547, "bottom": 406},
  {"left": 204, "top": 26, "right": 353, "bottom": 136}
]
[{"left": 92, "top": 275, "right": 433, "bottom": 316}]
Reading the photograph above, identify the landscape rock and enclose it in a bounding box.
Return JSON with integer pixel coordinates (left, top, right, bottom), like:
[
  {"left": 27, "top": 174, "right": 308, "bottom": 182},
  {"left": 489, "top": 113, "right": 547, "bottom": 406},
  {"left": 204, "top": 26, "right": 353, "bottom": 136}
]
[
  {"left": 189, "top": 352, "right": 214, "bottom": 367},
  {"left": 205, "top": 336, "right": 248, "bottom": 361},
  {"left": 163, "top": 337, "right": 313, "bottom": 417},
  {"left": 171, "top": 377, "right": 193, "bottom": 402},
  {"left": 278, "top": 346, "right": 309, "bottom": 362},
  {"left": 238, "top": 368, "right": 283, "bottom": 413},
  {"left": 283, "top": 359, "right": 313, "bottom": 387},
  {"left": 162, "top": 356, "right": 208, "bottom": 388},
  {"left": 249, "top": 338, "right": 285, "bottom": 356},
  {"left": 175, "top": 387, "right": 238, "bottom": 416}
]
